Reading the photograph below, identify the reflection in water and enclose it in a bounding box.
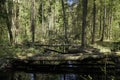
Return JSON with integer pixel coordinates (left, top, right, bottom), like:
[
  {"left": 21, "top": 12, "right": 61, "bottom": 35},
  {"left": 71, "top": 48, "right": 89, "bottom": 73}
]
[
  {"left": 0, "top": 72, "right": 94, "bottom": 80},
  {"left": 30, "top": 74, "right": 34, "bottom": 80},
  {"left": 61, "top": 74, "right": 76, "bottom": 80},
  {"left": 18, "top": 75, "right": 22, "bottom": 80},
  {"left": 60, "top": 61, "right": 76, "bottom": 80}
]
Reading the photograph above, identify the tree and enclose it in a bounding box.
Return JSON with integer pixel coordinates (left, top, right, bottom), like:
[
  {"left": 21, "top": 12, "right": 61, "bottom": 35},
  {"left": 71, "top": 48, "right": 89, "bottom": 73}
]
[
  {"left": 61, "top": 0, "right": 68, "bottom": 44},
  {"left": 100, "top": 0, "right": 106, "bottom": 41},
  {"left": 99, "top": 0, "right": 102, "bottom": 38},
  {"left": 107, "top": 0, "right": 113, "bottom": 40},
  {"left": 0, "top": 0, "right": 7, "bottom": 42},
  {"left": 0, "top": 0, "right": 120, "bottom": 47},
  {"left": 81, "top": 0, "right": 88, "bottom": 48},
  {"left": 91, "top": 0, "right": 96, "bottom": 44},
  {"left": 31, "top": 0, "right": 35, "bottom": 44},
  {"left": 13, "top": 0, "right": 20, "bottom": 44},
  {"left": 5, "top": 0, "right": 14, "bottom": 44}
]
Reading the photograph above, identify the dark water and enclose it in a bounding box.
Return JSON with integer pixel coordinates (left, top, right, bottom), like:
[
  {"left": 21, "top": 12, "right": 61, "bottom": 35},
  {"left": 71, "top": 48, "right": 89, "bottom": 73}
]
[
  {"left": 61, "top": 74, "right": 76, "bottom": 80},
  {"left": 30, "top": 73, "right": 77, "bottom": 80},
  {"left": 0, "top": 71, "right": 117, "bottom": 80},
  {"left": 60, "top": 61, "right": 77, "bottom": 80},
  {"left": 0, "top": 72, "right": 79, "bottom": 80},
  {"left": 30, "top": 74, "right": 34, "bottom": 80},
  {"left": 0, "top": 60, "right": 117, "bottom": 80},
  {"left": 28, "top": 61, "right": 77, "bottom": 80}
]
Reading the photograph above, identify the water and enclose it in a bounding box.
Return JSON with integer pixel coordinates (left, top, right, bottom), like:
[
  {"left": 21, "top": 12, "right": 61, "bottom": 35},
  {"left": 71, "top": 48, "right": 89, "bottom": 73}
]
[
  {"left": 61, "top": 74, "right": 76, "bottom": 80},
  {"left": 60, "top": 61, "right": 76, "bottom": 80},
  {"left": 30, "top": 74, "right": 34, "bottom": 80},
  {"left": 29, "top": 73, "right": 77, "bottom": 80},
  {"left": 0, "top": 71, "right": 116, "bottom": 80}
]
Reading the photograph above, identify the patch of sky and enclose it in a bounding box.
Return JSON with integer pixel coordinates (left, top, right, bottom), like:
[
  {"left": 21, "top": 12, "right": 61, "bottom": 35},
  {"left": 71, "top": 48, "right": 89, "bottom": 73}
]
[
  {"left": 67, "top": 0, "right": 73, "bottom": 6},
  {"left": 67, "top": 0, "right": 79, "bottom": 6}
]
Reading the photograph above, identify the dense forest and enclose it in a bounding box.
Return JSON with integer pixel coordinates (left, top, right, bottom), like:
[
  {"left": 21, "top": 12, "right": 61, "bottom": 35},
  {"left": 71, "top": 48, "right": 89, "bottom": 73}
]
[
  {"left": 0, "top": 0, "right": 120, "bottom": 54},
  {"left": 0, "top": 0, "right": 120, "bottom": 80}
]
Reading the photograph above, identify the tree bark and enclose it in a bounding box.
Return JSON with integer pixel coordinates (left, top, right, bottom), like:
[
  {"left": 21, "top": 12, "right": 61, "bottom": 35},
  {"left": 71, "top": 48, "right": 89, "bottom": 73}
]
[
  {"left": 61, "top": 0, "right": 68, "bottom": 44},
  {"left": 41, "top": 0, "right": 45, "bottom": 38},
  {"left": 31, "top": 0, "right": 35, "bottom": 45},
  {"left": 91, "top": 0, "right": 96, "bottom": 44},
  {"left": 100, "top": 0, "right": 106, "bottom": 41},
  {"left": 6, "top": 0, "right": 14, "bottom": 44},
  {"left": 108, "top": 0, "right": 113, "bottom": 40},
  {"left": 6, "top": 19, "right": 13, "bottom": 44},
  {"left": 15, "top": 0, "right": 19, "bottom": 44},
  {"left": 81, "top": 0, "right": 88, "bottom": 48},
  {"left": 99, "top": 2, "right": 102, "bottom": 38},
  {"left": 61, "top": 0, "right": 69, "bottom": 52}
]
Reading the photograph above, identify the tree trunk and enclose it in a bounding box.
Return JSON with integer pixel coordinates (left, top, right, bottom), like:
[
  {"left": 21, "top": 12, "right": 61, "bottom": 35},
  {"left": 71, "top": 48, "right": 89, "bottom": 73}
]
[
  {"left": 99, "top": 9, "right": 102, "bottom": 38},
  {"left": 42, "top": 1, "right": 45, "bottom": 38},
  {"left": 15, "top": 0, "right": 19, "bottom": 44},
  {"left": 31, "top": 0, "right": 35, "bottom": 45},
  {"left": 108, "top": 0, "right": 113, "bottom": 40},
  {"left": 81, "top": 0, "right": 88, "bottom": 48},
  {"left": 91, "top": 0, "right": 96, "bottom": 44},
  {"left": 100, "top": 0, "right": 106, "bottom": 41},
  {"left": 61, "top": 0, "right": 69, "bottom": 52},
  {"left": 6, "top": 20, "right": 13, "bottom": 44},
  {"left": 109, "top": 13, "right": 112, "bottom": 40},
  {"left": 6, "top": 0, "right": 14, "bottom": 44},
  {"left": 61, "top": 0, "right": 68, "bottom": 44}
]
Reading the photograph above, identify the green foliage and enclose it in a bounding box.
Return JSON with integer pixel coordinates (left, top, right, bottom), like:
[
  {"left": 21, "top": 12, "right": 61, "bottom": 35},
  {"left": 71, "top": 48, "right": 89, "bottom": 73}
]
[
  {"left": 0, "top": 0, "right": 120, "bottom": 57},
  {"left": 0, "top": 44, "right": 15, "bottom": 58},
  {"left": 111, "top": 42, "right": 120, "bottom": 52},
  {"left": 112, "top": 26, "right": 120, "bottom": 41}
]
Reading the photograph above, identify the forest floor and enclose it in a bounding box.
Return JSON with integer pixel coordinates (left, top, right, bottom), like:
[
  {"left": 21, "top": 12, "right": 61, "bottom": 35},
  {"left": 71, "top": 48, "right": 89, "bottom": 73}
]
[
  {"left": 0, "top": 41, "right": 119, "bottom": 59},
  {"left": 0, "top": 41, "right": 120, "bottom": 73}
]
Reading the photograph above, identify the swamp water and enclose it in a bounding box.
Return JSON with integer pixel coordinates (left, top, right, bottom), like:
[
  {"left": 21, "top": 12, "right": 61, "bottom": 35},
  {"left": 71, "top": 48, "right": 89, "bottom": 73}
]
[
  {"left": 0, "top": 61, "right": 86, "bottom": 80},
  {"left": 0, "top": 59, "right": 117, "bottom": 80},
  {"left": 1, "top": 72, "right": 114, "bottom": 80},
  {"left": 0, "top": 72, "right": 79, "bottom": 80}
]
